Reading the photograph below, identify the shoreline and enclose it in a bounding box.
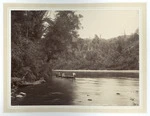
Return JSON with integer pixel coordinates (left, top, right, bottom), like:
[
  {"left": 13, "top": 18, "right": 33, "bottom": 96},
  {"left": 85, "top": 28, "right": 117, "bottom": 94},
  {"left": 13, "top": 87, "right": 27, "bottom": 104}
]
[
  {"left": 11, "top": 78, "right": 46, "bottom": 102},
  {"left": 53, "top": 70, "right": 139, "bottom": 73},
  {"left": 52, "top": 70, "right": 139, "bottom": 78}
]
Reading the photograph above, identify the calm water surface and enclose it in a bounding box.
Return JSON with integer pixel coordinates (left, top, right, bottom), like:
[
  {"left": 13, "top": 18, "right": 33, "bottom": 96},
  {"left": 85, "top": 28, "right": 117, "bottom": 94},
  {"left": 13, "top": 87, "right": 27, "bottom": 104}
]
[{"left": 12, "top": 76, "right": 139, "bottom": 106}]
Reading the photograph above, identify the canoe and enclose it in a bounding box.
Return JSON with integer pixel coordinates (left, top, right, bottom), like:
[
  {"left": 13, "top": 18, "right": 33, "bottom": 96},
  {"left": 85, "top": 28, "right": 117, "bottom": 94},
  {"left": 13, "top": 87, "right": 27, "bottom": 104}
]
[
  {"left": 55, "top": 72, "right": 76, "bottom": 79},
  {"left": 18, "top": 79, "right": 46, "bottom": 87},
  {"left": 18, "top": 83, "right": 33, "bottom": 87},
  {"left": 62, "top": 76, "right": 75, "bottom": 79},
  {"left": 56, "top": 75, "right": 75, "bottom": 79}
]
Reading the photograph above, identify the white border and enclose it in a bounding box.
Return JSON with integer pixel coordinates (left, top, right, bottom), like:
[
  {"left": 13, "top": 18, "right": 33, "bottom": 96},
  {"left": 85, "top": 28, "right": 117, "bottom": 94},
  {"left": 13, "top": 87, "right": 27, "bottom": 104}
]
[
  {"left": 8, "top": 7, "right": 142, "bottom": 111},
  {"left": 0, "top": 0, "right": 149, "bottom": 116}
]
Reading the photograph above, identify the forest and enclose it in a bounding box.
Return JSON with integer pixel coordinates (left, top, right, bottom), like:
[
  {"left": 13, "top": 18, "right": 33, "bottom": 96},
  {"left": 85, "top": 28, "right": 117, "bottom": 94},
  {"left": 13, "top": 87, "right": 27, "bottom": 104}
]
[
  {"left": 11, "top": 11, "right": 139, "bottom": 82},
  {"left": 53, "top": 31, "right": 139, "bottom": 70},
  {"left": 11, "top": 11, "right": 82, "bottom": 81}
]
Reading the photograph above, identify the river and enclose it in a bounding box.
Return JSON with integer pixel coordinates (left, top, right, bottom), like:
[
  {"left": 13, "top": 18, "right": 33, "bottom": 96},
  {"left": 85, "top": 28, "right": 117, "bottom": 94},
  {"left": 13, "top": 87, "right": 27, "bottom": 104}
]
[{"left": 11, "top": 71, "right": 139, "bottom": 106}]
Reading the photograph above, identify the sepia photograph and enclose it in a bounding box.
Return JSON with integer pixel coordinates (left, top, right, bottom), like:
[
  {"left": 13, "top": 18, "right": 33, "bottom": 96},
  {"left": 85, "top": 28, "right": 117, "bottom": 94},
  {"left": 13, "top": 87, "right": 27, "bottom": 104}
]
[
  {"left": 11, "top": 9, "right": 140, "bottom": 106},
  {"left": 3, "top": 3, "right": 147, "bottom": 113}
]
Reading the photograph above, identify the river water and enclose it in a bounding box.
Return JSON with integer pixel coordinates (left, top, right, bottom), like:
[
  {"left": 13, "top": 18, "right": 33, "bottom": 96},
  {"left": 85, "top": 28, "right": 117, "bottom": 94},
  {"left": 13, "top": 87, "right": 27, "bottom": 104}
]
[{"left": 12, "top": 73, "right": 139, "bottom": 106}]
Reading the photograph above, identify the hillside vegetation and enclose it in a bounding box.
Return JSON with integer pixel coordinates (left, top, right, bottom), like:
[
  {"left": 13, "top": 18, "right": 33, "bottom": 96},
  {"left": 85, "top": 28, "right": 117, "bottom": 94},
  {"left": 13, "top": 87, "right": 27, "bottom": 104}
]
[{"left": 53, "top": 31, "right": 139, "bottom": 70}]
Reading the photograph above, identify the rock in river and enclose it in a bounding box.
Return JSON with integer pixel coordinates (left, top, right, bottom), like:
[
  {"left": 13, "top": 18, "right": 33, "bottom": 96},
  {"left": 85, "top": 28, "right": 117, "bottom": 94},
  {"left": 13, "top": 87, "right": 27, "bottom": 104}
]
[
  {"left": 19, "top": 92, "right": 26, "bottom": 96},
  {"left": 16, "top": 92, "right": 26, "bottom": 98},
  {"left": 88, "top": 99, "right": 92, "bottom": 101}
]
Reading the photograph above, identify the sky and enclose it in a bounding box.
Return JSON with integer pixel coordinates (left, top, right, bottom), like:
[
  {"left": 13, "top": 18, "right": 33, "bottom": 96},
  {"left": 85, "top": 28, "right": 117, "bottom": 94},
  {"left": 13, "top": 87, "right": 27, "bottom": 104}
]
[{"left": 76, "top": 10, "right": 139, "bottom": 39}]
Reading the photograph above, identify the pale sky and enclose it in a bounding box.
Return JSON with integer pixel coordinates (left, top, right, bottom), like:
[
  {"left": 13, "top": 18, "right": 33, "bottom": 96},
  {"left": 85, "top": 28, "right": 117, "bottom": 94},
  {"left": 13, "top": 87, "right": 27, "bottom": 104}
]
[{"left": 77, "top": 10, "right": 139, "bottom": 39}]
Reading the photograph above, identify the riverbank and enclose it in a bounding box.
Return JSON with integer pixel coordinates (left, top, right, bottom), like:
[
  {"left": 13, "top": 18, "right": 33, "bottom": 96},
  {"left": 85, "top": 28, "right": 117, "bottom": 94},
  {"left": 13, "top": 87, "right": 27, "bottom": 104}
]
[
  {"left": 53, "top": 70, "right": 139, "bottom": 78},
  {"left": 54, "top": 70, "right": 139, "bottom": 73},
  {"left": 11, "top": 78, "right": 46, "bottom": 101}
]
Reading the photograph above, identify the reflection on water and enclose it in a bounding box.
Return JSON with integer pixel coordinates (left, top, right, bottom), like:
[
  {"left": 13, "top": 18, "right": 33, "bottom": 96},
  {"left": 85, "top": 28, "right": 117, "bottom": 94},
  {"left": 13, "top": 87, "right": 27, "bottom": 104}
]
[
  {"left": 73, "top": 77, "right": 139, "bottom": 106},
  {"left": 12, "top": 76, "right": 139, "bottom": 106}
]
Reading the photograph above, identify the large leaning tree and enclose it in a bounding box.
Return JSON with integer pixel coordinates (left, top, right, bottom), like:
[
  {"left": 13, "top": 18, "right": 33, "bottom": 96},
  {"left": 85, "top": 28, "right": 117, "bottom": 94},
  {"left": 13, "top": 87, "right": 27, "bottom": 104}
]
[{"left": 11, "top": 10, "right": 82, "bottom": 81}]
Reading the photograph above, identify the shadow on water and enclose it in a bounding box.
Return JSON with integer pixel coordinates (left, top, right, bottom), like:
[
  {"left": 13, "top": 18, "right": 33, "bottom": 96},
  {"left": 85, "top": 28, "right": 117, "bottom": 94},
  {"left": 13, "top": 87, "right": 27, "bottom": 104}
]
[{"left": 12, "top": 77, "right": 76, "bottom": 105}]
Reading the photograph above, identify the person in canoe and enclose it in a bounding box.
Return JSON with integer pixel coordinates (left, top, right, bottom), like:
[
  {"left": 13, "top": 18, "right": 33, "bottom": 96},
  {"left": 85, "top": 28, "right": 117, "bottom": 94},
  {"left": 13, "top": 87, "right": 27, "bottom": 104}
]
[
  {"left": 63, "top": 72, "right": 76, "bottom": 78},
  {"left": 72, "top": 73, "right": 76, "bottom": 77},
  {"left": 62, "top": 73, "right": 66, "bottom": 77},
  {"left": 56, "top": 72, "right": 62, "bottom": 77}
]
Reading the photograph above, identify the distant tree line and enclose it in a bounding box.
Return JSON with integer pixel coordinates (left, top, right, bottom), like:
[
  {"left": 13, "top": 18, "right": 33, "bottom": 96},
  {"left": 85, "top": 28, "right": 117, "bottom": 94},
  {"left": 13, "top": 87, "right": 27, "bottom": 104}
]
[{"left": 53, "top": 30, "right": 139, "bottom": 70}]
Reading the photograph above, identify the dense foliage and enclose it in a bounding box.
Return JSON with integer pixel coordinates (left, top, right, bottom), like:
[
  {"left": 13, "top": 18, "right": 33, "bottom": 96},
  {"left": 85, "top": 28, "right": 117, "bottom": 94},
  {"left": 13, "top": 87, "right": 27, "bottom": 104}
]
[
  {"left": 53, "top": 31, "right": 139, "bottom": 70},
  {"left": 11, "top": 11, "right": 82, "bottom": 81}
]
